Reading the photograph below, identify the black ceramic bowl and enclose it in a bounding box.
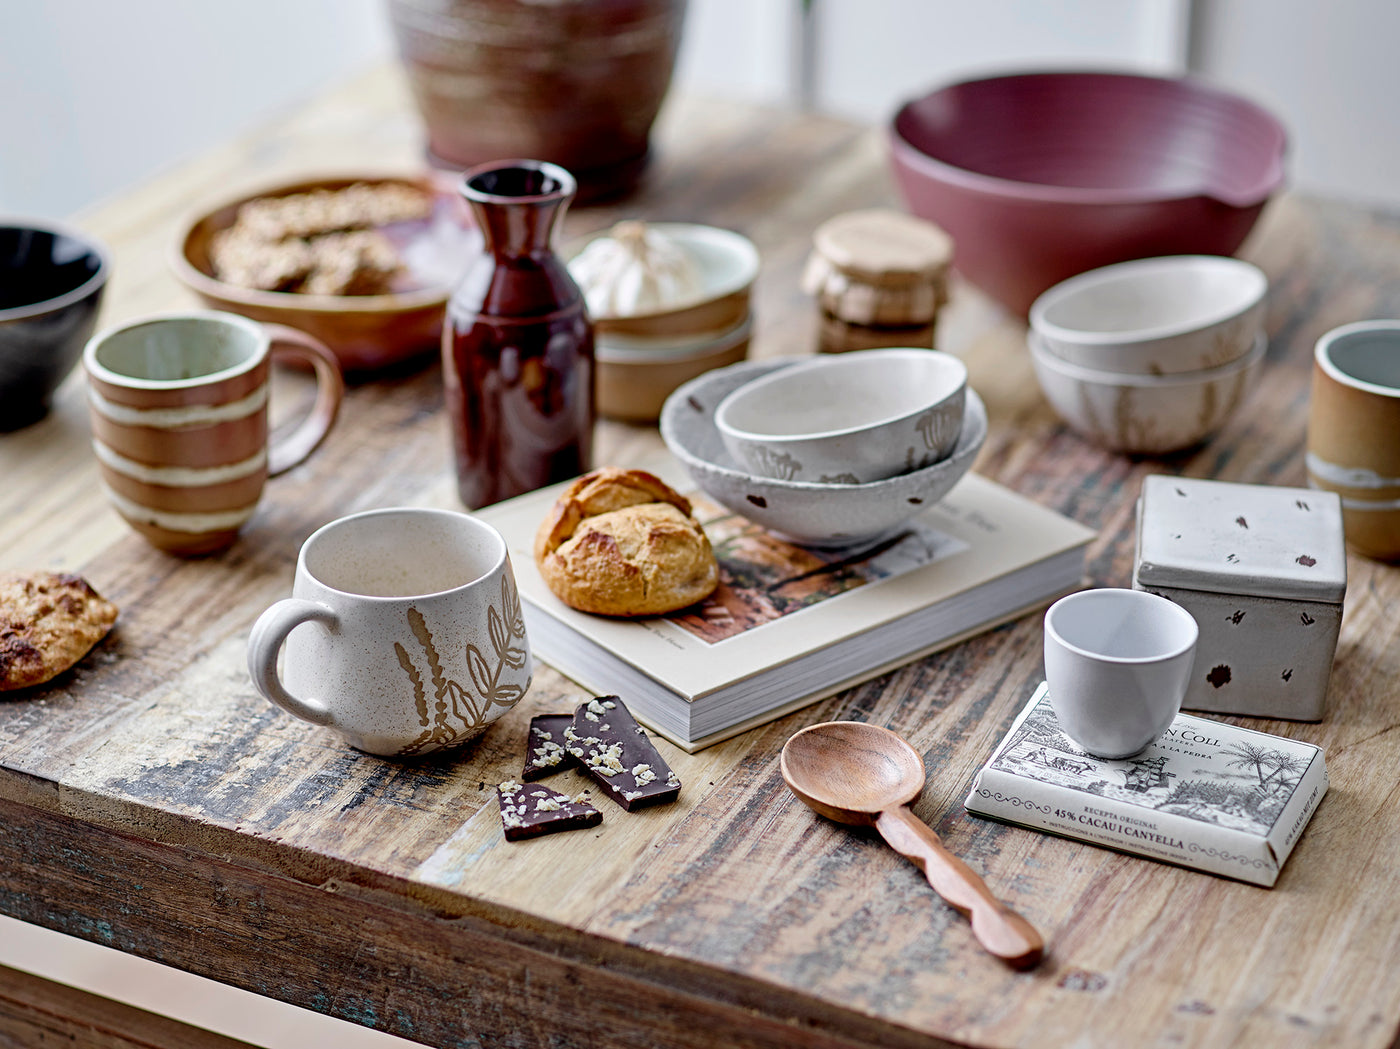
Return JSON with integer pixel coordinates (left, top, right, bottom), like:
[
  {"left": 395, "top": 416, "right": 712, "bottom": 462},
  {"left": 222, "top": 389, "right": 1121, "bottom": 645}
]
[{"left": 0, "top": 220, "right": 111, "bottom": 430}]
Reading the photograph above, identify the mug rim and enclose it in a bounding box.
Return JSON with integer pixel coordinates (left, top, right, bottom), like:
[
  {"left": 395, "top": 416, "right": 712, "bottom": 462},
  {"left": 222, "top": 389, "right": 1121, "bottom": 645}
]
[
  {"left": 83, "top": 309, "right": 267, "bottom": 390},
  {"left": 1045, "top": 587, "right": 1198, "bottom": 665},
  {"left": 1315, "top": 319, "right": 1400, "bottom": 399},
  {"left": 297, "top": 506, "right": 508, "bottom": 602}
]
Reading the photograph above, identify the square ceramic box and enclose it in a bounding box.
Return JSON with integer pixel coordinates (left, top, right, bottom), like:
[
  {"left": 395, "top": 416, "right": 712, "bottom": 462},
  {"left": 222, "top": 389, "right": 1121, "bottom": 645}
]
[{"left": 1133, "top": 475, "right": 1347, "bottom": 720}]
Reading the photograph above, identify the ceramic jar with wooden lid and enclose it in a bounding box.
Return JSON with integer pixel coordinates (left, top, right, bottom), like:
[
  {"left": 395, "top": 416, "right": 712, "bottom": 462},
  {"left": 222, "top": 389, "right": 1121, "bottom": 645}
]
[{"left": 802, "top": 209, "right": 953, "bottom": 353}]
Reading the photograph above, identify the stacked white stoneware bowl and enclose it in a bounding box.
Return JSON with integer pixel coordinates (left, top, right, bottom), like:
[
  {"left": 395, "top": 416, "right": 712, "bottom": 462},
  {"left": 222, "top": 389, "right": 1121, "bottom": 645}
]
[
  {"left": 1026, "top": 255, "right": 1268, "bottom": 454},
  {"left": 659, "top": 351, "right": 985, "bottom": 547},
  {"left": 567, "top": 222, "right": 759, "bottom": 423}
]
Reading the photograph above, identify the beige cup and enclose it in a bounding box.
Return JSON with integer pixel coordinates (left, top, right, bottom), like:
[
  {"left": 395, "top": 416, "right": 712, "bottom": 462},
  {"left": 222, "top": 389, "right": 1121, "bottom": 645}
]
[
  {"left": 1307, "top": 320, "right": 1400, "bottom": 560},
  {"left": 83, "top": 310, "right": 343, "bottom": 555},
  {"left": 247, "top": 507, "right": 532, "bottom": 757}
]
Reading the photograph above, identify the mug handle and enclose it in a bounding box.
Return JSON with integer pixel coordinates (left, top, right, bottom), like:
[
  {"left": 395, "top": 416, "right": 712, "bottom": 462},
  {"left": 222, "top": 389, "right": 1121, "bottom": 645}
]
[
  {"left": 263, "top": 324, "right": 344, "bottom": 477},
  {"left": 247, "top": 598, "right": 339, "bottom": 727}
]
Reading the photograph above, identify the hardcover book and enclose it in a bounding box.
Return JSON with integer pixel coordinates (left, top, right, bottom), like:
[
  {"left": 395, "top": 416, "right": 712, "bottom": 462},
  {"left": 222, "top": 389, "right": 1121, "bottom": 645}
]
[
  {"left": 476, "top": 463, "right": 1094, "bottom": 751},
  {"left": 965, "top": 682, "right": 1328, "bottom": 886}
]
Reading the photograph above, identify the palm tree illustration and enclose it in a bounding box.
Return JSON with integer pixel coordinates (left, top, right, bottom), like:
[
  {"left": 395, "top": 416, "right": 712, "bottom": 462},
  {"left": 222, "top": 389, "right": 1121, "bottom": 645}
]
[
  {"left": 1259, "top": 751, "right": 1306, "bottom": 793},
  {"left": 1223, "top": 741, "right": 1272, "bottom": 786}
]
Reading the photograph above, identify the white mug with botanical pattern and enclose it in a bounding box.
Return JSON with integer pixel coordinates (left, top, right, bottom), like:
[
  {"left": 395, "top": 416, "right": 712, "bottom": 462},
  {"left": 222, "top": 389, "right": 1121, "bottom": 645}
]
[
  {"left": 83, "top": 310, "right": 343, "bottom": 556},
  {"left": 247, "top": 507, "right": 532, "bottom": 757}
]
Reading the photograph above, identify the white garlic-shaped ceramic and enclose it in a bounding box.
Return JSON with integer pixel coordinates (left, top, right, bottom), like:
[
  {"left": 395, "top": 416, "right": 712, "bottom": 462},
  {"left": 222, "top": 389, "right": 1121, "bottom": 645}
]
[{"left": 570, "top": 220, "right": 704, "bottom": 317}]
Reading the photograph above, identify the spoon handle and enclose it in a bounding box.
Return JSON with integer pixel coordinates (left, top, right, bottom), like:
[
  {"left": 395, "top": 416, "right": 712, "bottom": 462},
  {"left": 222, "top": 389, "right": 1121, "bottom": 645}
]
[{"left": 875, "top": 805, "right": 1043, "bottom": 969}]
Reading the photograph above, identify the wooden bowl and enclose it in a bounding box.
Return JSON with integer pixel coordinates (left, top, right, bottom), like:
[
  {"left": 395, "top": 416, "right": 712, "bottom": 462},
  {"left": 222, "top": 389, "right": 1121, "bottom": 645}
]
[{"left": 171, "top": 173, "right": 478, "bottom": 376}]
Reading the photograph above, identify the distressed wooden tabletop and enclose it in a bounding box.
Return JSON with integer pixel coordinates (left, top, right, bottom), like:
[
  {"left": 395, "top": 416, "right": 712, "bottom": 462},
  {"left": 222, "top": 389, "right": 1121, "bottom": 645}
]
[{"left": 3, "top": 65, "right": 1399, "bottom": 1049}]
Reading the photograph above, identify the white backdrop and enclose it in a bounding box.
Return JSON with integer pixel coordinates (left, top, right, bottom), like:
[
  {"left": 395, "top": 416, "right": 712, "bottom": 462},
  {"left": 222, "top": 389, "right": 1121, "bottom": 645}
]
[{"left": 5, "top": 0, "right": 1397, "bottom": 219}]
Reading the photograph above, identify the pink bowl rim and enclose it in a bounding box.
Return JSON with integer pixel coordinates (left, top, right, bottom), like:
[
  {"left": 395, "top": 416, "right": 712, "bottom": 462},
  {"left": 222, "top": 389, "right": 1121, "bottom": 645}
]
[{"left": 890, "top": 69, "right": 1288, "bottom": 209}]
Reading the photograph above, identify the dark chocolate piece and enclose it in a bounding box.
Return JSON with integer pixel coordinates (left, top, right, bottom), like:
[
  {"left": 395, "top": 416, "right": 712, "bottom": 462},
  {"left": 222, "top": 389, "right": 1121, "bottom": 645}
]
[
  {"left": 564, "top": 696, "right": 681, "bottom": 811},
  {"left": 522, "top": 713, "right": 579, "bottom": 781},
  {"left": 496, "top": 780, "right": 601, "bottom": 842}
]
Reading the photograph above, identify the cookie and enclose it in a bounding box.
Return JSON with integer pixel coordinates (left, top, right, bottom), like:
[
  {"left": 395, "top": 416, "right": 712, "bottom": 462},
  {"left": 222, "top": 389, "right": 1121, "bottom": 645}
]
[
  {"left": 0, "top": 573, "right": 118, "bottom": 690},
  {"left": 534, "top": 468, "right": 719, "bottom": 617},
  {"left": 210, "top": 181, "right": 431, "bottom": 296}
]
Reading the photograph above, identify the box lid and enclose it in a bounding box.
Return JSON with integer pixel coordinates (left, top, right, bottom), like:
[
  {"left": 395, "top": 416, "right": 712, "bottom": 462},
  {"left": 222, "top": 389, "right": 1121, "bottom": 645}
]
[{"left": 1135, "top": 476, "right": 1347, "bottom": 603}]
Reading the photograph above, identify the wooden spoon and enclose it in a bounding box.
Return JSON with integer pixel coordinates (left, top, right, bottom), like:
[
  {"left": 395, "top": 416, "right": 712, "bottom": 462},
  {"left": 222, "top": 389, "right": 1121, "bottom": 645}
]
[{"left": 780, "top": 720, "right": 1044, "bottom": 969}]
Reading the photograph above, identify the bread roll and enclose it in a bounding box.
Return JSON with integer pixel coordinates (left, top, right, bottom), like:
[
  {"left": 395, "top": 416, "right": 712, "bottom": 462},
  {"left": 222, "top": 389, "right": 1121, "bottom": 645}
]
[{"left": 534, "top": 468, "right": 719, "bottom": 616}]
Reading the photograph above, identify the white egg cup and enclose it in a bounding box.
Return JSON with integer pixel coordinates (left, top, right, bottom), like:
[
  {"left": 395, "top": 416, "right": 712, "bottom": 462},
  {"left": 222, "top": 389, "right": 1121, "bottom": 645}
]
[{"left": 1043, "top": 588, "right": 1198, "bottom": 759}]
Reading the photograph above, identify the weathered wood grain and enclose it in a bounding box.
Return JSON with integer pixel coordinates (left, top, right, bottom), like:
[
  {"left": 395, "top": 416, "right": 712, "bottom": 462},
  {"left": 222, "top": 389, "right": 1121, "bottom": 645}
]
[
  {"left": 0, "top": 963, "right": 259, "bottom": 1049},
  {"left": 1, "top": 63, "right": 1399, "bottom": 1049}
]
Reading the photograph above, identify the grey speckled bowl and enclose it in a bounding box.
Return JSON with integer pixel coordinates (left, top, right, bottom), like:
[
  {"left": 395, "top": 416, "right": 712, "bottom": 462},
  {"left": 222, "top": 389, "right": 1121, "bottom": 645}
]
[{"left": 660, "top": 358, "right": 986, "bottom": 547}]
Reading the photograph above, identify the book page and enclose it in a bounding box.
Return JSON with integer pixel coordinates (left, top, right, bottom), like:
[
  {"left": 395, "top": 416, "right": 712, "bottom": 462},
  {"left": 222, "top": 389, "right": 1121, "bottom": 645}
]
[
  {"left": 669, "top": 495, "right": 969, "bottom": 644},
  {"left": 478, "top": 462, "right": 1095, "bottom": 702}
]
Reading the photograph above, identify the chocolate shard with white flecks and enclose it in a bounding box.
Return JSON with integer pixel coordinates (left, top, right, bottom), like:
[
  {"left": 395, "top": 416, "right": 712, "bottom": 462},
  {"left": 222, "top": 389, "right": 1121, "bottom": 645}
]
[
  {"left": 496, "top": 780, "right": 601, "bottom": 842},
  {"left": 521, "top": 713, "right": 579, "bottom": 781},
  {"left": 563, "top": 695, "right": 681, "bottom": 811}
]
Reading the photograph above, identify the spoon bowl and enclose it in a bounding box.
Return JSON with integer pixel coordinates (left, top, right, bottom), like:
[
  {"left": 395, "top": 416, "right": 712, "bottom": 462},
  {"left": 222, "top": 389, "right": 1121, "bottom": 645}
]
[
  {"left": 781, "top": 721, "right": 925, "bottom": 823},
  {"left": 781, "top": 721, "right": 1044, "bottom": 969}
]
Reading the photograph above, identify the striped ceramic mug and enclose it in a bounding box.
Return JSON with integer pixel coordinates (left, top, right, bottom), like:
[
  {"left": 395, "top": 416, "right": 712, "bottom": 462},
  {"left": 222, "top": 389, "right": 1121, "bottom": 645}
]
[
  {"left": 83, "top": 311, "right": 343, "bottom": 555},
  {"left": 1307, "top": 320, "right": 1400, "bottom": 561}
]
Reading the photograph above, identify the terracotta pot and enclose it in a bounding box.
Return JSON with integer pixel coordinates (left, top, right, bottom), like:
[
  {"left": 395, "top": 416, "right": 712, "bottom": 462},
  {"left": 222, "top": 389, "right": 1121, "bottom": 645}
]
[{"left": 388, "top": 0, "right": 686, "bottom": 201}]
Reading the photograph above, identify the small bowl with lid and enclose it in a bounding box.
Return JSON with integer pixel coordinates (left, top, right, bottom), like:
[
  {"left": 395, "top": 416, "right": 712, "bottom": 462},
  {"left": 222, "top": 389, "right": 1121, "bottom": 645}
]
[
  {"left": 1030, "top": 255, "right": 1268, "bottom": 375},
  {"left": 801, "top": 208, "right": 953, "bottom": 354},
  {"left": 713, "top": 348, "right": 967, "bottom": 484}
]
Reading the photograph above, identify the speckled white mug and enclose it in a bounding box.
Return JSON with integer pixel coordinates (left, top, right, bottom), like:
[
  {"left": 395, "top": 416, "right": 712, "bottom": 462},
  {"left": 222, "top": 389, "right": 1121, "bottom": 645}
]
[{"left": 247, "top": 507, "right": 531, "bottom": 757}]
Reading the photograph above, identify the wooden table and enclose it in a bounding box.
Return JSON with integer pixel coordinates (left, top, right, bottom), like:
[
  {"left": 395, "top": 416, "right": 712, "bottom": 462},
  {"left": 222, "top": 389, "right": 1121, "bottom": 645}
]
[{"left": 3, "top": 66, "right": 1400, "bottom": 1049}]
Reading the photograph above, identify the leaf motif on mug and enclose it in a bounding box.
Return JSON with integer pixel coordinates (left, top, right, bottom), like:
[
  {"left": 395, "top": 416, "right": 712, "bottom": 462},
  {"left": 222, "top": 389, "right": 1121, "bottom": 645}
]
[
  {"left": 394, "top": 641, "right": 430, "bottom": 727},
  {"left": 488, "top": 605, "right": 508, "bottom": 660},
  {"left": 394, "top": 581, "right": 529, "bottom": 756},
  {"left": 502, "top": 571, "right": 525, "bottom": 637},
  {"left": 490, "top": 683, "right": 524, "bottom": 706},
  {"left": 466, "top": 643, "right": 493, "bottom": 699}
]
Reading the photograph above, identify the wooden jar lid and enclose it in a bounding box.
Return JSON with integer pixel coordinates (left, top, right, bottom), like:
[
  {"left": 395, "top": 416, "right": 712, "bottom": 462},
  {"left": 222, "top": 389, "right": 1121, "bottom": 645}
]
[{"left": 802, "top": 209, "right": 954, "bottom": 326}]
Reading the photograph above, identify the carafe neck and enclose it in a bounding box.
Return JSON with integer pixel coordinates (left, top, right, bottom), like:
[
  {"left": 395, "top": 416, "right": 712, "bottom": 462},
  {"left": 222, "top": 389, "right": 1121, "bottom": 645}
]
[{"left": 461, "top": 159, "right": 576, "bottom": 258}]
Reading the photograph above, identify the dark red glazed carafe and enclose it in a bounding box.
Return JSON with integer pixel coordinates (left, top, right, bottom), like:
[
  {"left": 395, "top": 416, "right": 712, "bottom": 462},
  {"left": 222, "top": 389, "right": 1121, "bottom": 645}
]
[{"left": 444, "top": 159, "right": 594, "bottom": 509}]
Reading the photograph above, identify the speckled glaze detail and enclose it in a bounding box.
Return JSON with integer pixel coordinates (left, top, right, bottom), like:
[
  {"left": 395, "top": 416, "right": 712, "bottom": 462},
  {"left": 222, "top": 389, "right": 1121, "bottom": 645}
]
[
  {"left": 714, "top": 349, "right": 966, "bottom": 485},
  {"left": 247, "top": 507, "right": 531, "bottom": 756},
  {"left": 1029, "top": 329, "right": 1263, "bottom": 454},
  {"left": 661, "top": 358, "right": 986, "bottom": 547},
  {"left": 1133, "top": 475, "right": 1346, "bottom": 719}
]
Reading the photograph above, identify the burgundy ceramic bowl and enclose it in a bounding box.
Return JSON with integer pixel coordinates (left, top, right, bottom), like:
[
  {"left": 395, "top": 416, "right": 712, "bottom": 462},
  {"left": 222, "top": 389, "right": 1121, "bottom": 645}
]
[{"left": 889, "top": 71, "right": 1287, "bottom": 316}]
